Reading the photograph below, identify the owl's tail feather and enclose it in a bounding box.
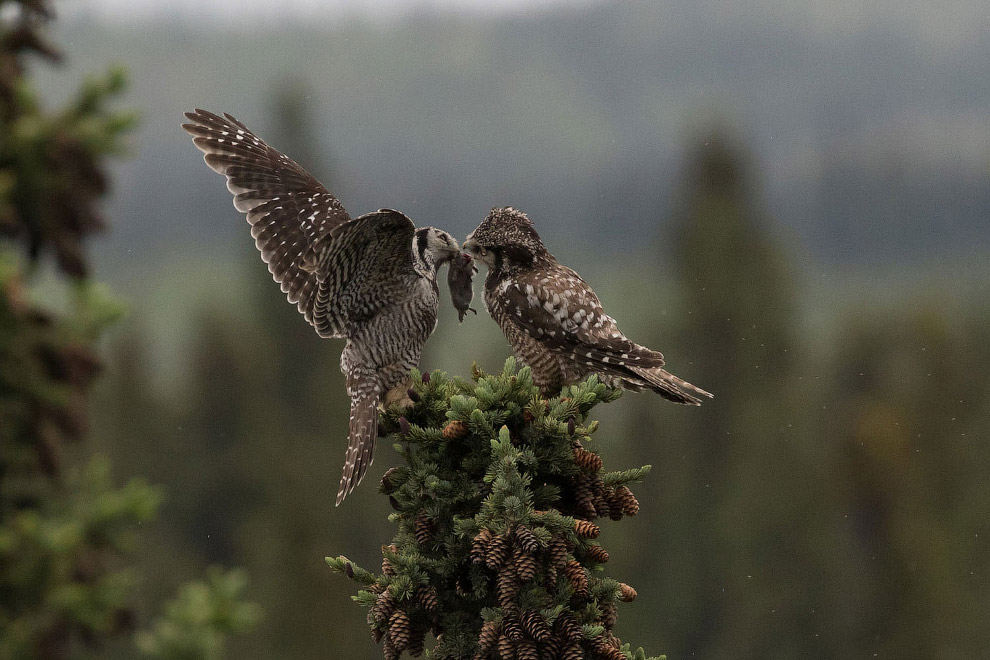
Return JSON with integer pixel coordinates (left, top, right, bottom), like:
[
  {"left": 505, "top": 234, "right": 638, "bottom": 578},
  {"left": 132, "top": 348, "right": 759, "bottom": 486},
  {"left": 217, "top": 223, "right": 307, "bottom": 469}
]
[
  {"left": 336, "top": 389, "right": 381, "bottom": 507},
  {"left": 629, "top": 365, "right": 713, "bottom": 406}
]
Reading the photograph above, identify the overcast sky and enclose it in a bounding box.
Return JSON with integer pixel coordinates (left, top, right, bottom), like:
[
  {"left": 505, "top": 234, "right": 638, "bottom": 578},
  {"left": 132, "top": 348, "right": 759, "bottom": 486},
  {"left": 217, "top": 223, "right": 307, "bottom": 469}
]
[
  {"left": 58, "top": 0, "right": 593, "bottom": 24},
  {"left": 56, "top": 0, "right": 988, "bottom": 49}
]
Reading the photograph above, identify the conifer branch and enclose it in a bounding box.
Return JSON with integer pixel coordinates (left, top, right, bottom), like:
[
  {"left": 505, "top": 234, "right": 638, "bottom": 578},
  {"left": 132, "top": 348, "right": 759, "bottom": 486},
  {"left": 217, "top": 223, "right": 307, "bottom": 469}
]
[{"left": 329, "top": 358, "right": 665, "bottom": 660}]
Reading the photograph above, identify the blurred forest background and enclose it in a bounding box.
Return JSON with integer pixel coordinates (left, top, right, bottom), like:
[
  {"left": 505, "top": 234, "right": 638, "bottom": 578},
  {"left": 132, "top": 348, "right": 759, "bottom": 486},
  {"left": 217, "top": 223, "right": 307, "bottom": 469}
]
[{"left": 10, "top": 0, "right": 990, "bottom": 659}]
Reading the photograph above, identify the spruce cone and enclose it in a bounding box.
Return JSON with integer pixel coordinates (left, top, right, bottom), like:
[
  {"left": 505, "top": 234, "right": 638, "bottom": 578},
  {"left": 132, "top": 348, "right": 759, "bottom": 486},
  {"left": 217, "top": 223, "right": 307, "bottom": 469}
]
[
  {"left": 574, "top": 475, "right": 597, "bottom": 519},
  {"left": 574, "top": 519, "right": 600, "bottom": 539},
  {"left": 587, "top": 544, "right": 609, "bottom": 563},
  {"left": 591, "top": 637, "right": 626, "bottom": 660},
  {"left": 408, "top": 630, "right": 426, "bottom": 657},
  {"left": 415, "top": 511, "right": 436, "bottom": 545},
  {"left": 513, "top": 545, "right": 538, "bottom": 582},
  {"left": 615, "top": 485, "right": 640, "bottom": 516},
  {"left": 548, "top": 536, "right": 569, "bottom": 567},
  {"left": 554, "top": 612, "right": 583, "bottom": 644},
  {"left": 515, "top": 638, "right": 540, "bottom": 660},
  {"left": 381, "top": 543, "right": 399, "bottom": 576},
  {"left": 503, "top": 614, "right": 524, "bottom": 641},
  {"left": 417, "top": 586, "right": 439, "bottom": 616},
  {"left": 523, "top": 409, "right": 535, "bottom": 423},
  {"left": 573, "top": 447, "right": 602, "bottom": 472},
  {"left": 618, "top": 582, "right": 637, "bottom": 602},
  {"left": 472, "top": 528, "right": 493, "bottom": 564},
  {"left": 389, "top": 610, "right": 411, "bottom": 651},
  {"left": 383, "top": 637, "right": 400, "bottom": 660},
  {"left": 601, "top": 602, "right": 618, "bottom": 629},
  {"left": 498, "top": 634, "right": 517, "bottom": 659},
  {"left": 372, "top": 591, "right": 396, "bottom": 625},
  {"left": 443, "top": 419, "right": 470, "bottom": 439},
  {"left": 607, "top": 500, "right": 624, "bottom": 521},
  {"left": 541, "top": 636, "right": 564, "bottom": 660},
  {"left": 521, "top": 611, "right": 551, "bottom": 643},
  {"left": 514, "top": 526, "right": 540, "bottom": 554},
  {"left": 560, "top": 643, "right": 583, "bottom": 660},
  {"left": 380, "top": 467, "right": 401, "bottom": 494},
  {"left": 497, "top": 565, "right": 522, "bottom": 607},
  {"left": 594, "top": 495, "right": 614, "bottom": 521},
  {"left": 486, "top": 533, "right": 510, "bottom": 570},
  {"left": 476, "top": 620, "right": 500, "bottom": 658},
  {"left": 544, "top": 565, "right": 558, "bottom": 589},
  {"left": 563, "top": 560, "right": 589, "bottom": 597}
]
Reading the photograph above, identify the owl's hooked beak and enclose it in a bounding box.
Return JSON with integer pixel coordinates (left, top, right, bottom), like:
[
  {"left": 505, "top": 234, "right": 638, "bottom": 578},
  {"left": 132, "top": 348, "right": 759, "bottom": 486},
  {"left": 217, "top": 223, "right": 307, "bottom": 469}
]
[{"left": 462, "top": 238, "right": 493, "bottom": 267}]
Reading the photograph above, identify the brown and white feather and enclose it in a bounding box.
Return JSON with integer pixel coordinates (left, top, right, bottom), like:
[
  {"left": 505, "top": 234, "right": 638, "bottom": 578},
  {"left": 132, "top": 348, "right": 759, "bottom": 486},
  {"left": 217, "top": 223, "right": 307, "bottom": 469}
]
[
  {"left": 470, "top": 207, "right": 712, "bottom": 404},
  {"left": 183, "top": 109, "right": 459, "bottom": 506}
]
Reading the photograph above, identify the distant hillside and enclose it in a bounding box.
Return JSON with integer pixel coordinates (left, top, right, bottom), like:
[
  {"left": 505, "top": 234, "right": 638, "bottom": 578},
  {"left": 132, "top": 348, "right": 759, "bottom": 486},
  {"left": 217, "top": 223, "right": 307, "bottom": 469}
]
[{"left": 37, "top": 3, "right": 990, "bottom": 269}]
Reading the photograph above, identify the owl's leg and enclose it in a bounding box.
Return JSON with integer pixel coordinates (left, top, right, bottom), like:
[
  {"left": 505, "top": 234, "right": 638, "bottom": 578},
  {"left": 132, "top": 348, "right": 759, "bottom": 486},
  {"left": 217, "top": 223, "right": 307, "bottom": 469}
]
[
  {"left": 383, "top": 380, "right": 414, "bottom": 409},
  {"left": 381, "top": 364, "right": 415, "bottom": 410}
]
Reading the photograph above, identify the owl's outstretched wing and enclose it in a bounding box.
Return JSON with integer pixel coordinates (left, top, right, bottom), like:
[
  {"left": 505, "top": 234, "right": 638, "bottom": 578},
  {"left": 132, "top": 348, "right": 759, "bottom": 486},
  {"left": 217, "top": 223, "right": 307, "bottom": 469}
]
[{"left": 182, "top": 108, "right": 351, "bottom": 331}]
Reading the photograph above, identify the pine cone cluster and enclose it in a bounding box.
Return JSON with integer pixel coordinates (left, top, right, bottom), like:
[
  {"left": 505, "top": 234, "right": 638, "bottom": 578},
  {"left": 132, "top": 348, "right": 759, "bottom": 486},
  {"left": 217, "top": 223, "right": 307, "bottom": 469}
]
[
  {"left": 330, "top": 363, "right": 657, "bottom": 660},
  {"left": 565, "top": 441, "right": 644, "bottom": 524},
  {"left": 369, "top": 588, "right": 431, "bottom": 659}
]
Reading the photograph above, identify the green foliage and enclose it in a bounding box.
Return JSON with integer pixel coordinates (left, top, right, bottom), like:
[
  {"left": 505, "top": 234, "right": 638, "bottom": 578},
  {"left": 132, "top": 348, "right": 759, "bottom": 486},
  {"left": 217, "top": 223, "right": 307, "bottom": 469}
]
[
  {"left": 329, "top": 359, "right": 662, "bottom": 660},
  {"left": 0, "top": 4, "right": 257, "bottom": 659},
  {"left": 0, "top": 4, "right": 136, "bottom": 278},
  {"left": 0, "top": 457, "right": 160, "bottom": 660},
  {"left": 134, "top": 567, "right": 262, "bottom": 660}
]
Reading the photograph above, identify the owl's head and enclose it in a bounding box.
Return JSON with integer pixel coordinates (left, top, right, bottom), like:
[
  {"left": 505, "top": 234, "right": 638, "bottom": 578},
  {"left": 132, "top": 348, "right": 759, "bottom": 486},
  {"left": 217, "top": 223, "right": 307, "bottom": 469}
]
[
  {"left": 413, "top": 226, "right": 461, "bottom": 275},
  {"left": 463, "top": 207, "right": 547, "bottom": 271}
]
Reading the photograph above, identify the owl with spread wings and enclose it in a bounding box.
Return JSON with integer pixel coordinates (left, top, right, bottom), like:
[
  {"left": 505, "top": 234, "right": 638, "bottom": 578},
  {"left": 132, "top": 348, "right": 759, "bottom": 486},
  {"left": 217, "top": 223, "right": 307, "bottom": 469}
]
[
  {"left": 464, "top": 207, "right": 711, "bottom": 404},
  {"left": 182, "top": 109, "right": 461, "bottom": 505}
]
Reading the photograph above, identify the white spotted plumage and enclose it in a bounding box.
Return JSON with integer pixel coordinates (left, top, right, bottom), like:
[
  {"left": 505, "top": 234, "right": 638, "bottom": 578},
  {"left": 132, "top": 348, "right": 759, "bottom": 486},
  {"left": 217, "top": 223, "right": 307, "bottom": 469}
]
[
  {"left": 182, "top": 109, "right": 461, "bottom": 505},
  {"left": 464, "top": 207, "right": 713, "bottom": 404}
]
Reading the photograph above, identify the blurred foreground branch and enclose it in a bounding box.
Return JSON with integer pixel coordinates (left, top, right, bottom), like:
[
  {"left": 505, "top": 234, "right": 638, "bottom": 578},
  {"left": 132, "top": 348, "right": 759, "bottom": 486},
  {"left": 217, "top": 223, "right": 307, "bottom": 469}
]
[{"left": 0, "top": 2, "right": 257, "bottom": 658}]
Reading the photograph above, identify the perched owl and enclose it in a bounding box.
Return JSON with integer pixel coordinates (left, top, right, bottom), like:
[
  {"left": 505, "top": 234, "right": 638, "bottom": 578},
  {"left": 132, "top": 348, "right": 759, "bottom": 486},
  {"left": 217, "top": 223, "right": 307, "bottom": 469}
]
[
  {"left": 464, "top": 207, "right": 712, "bottom": 404},
  {"left": 182, "top": 109, "right": 461, "bottom": 505}
]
